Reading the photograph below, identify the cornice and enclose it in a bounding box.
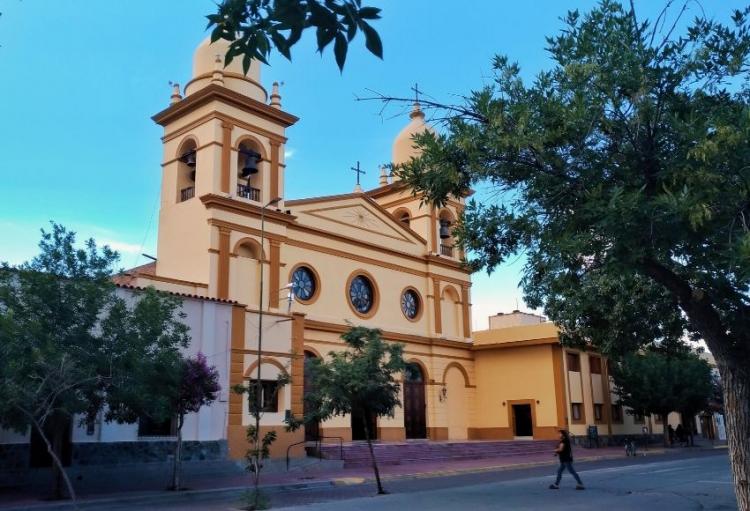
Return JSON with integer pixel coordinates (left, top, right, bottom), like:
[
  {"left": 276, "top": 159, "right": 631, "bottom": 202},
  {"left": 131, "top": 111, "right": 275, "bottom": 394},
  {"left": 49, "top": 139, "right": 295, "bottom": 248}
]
[
  {"left": 200, "top": 194, "right": 298, "bottom": 223},
  {"left": 152, "top": 84, "right": 299, "bottom": 128},
  {"left": 304, "top": 319, "right": 474, "bottom": 351}
]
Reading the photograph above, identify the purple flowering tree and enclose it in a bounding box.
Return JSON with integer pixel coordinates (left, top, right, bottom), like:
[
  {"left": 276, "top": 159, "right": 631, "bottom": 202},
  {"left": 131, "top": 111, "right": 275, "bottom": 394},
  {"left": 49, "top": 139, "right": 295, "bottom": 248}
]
[{"left": 171, "top": 352, "right": 221, "bottom": 491}]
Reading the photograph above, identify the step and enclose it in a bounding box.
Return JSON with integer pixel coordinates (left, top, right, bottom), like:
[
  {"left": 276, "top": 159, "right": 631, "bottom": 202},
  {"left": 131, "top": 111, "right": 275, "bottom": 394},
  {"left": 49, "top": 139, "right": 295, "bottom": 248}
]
[{"left": 317, "top": 440, "right": 558, "bottom": 467}]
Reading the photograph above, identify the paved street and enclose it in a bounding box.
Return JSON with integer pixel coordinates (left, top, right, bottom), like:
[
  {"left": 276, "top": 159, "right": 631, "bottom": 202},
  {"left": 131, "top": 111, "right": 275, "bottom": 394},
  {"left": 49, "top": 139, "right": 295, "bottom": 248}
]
[
  {"left": 273, "top": 453, "right": 735, "bottom": 511},
  {"left": 84, "top": 451, "right": 734, "bottom": 510}
]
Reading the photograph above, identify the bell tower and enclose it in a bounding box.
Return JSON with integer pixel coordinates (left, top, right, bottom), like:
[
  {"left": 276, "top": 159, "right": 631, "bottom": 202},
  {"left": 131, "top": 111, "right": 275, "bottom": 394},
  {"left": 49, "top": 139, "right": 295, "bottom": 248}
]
[
  {"left": 151, "top": 38, "right": 298, "bottom": 288},
  {"left": 371, "top": 101, "right": 465, "bottom": 260}
]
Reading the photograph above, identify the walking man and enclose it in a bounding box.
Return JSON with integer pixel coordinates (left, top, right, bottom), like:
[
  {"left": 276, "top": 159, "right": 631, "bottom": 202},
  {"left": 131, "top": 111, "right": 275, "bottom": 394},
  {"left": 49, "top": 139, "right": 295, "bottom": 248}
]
[{"left": 549, "top": 430, "right": 585, "bottom": 490}]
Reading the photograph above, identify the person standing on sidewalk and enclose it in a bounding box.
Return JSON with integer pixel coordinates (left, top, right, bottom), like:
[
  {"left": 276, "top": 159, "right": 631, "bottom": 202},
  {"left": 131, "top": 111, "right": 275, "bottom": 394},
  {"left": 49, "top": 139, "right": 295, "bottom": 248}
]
[{"left": 549, "top": 430, "right": 585, "bottom": 490}]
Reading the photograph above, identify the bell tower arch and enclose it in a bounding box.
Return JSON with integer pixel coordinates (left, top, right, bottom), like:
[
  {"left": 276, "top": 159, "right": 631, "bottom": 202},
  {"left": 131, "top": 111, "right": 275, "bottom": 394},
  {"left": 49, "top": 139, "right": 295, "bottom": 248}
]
[{"left": 150, "top": 38, "right": 298, "bottom": 288}]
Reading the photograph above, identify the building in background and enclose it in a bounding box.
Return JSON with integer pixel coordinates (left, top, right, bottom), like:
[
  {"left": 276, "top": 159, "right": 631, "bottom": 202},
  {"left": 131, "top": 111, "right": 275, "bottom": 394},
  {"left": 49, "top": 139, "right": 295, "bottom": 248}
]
[{"left": 473, "top": 311, "right": 684, "bottom": 444}]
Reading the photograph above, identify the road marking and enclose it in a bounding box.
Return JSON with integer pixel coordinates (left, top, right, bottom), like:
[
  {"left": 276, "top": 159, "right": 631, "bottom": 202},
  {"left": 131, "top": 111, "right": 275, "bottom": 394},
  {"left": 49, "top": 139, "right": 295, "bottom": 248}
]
[{"left": 635, "top": 466, "right": 696, "bottom": 475}]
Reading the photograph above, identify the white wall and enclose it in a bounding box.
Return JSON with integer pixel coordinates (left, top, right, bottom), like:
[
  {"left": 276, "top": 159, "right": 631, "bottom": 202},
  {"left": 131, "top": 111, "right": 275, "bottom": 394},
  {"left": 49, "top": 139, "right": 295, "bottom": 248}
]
[{"left": 2, "top": 289, "right": 235, "bottom": 447}]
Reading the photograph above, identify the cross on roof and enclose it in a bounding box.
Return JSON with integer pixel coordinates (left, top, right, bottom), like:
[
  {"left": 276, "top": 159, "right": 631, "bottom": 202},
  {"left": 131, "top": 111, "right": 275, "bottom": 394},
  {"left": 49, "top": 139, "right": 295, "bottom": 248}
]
[
  {"left": 351, "top": 161, "right": 366, "bottom": 186},
  {"left": 412, "top": 82, "right": 422, "bottom": 104}
]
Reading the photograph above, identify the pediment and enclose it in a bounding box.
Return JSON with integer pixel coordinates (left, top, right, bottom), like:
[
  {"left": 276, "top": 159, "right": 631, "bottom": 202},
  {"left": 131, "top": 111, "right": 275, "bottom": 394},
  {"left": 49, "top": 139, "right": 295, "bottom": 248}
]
[{"left": 292, "top": 197, "right": 426, "bottom": 245}]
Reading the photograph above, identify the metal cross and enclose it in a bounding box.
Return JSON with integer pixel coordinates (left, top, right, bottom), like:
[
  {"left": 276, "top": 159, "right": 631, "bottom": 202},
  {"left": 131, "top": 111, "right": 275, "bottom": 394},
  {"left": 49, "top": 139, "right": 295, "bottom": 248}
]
[
  {"left": 351, "top": 161, "right": 366, "bottom": 186},
  {"left": 413, "top": 82, "right": 422, "bottom": 104}
]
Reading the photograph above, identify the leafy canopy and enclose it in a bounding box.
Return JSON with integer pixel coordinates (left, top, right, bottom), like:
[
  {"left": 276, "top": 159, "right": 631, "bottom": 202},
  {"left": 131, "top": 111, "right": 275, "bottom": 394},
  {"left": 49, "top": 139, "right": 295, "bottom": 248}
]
[
  {"left": 397, "top": 1, "right": 750, "bottom": 365},
  {"left": 612, "top": 347, "right": 713, "bottom": 420},
  {"left": 0, "top": 223, "right": 190, "bottom": 433},
  {"left": 305, "top": 325, "right": 405, "bottom": 423},
  {"left": 207, "top": 0, "right": 383, "bottom": 72}
]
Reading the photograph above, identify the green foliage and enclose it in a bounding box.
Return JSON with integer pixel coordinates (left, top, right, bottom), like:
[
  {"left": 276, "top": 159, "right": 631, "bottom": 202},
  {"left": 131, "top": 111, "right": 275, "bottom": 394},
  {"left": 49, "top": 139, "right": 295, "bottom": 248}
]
[
  {"left": 232, "top": 371, "right": 296, "bottom": 507},
  {"left": 611, "top": 348, "right": 713, "bottom": 421},
  {"left": 305, "top": 325, "right": 404, "bottom": 494},
  {"left": 206, "top": 0, "right": 383, "bottom": 72},
  {"left": 304, "top": 325, "right": 406, "bottom": 424},
  {"left": 396, "top": 2, "right": 750, "bottom": 368},
  {"left": 0, "top": 223, "right": 191, "bottom": 498}
]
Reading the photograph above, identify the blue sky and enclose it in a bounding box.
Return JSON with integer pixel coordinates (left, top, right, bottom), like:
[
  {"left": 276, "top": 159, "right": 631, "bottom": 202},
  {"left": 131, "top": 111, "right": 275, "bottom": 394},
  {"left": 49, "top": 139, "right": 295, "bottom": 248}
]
[{"left": 0, "top": 0, "right": 737, "bottom": 328}]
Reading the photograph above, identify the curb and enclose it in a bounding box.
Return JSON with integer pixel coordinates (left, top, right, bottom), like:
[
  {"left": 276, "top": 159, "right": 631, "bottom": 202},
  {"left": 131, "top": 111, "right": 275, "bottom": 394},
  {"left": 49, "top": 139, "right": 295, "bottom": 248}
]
[{"left": 0, "top": 480, "right": 338, "bottom": 511}]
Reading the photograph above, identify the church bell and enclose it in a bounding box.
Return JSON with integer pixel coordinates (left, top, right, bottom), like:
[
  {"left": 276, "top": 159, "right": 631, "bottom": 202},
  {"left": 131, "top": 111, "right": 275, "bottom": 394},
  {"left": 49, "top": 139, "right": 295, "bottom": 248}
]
[
  {"left": 439, "top": 220, "right": 451, "bottom": 239},
  {"left": 181, "top": 150, "right": 196, "bottom": 168},
  {"left": 240, "top": 149, "right": 261, "bottom": 177}
]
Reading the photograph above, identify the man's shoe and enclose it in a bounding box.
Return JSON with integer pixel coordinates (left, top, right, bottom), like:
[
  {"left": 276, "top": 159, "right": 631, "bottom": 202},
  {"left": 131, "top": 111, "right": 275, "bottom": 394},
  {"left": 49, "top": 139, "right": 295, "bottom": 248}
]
[
  {"left": 549, "top": 484, "right": 559, "bottom": 489},
  {"left": 576, "top": 484, "right": 585, "bottom": 490}
]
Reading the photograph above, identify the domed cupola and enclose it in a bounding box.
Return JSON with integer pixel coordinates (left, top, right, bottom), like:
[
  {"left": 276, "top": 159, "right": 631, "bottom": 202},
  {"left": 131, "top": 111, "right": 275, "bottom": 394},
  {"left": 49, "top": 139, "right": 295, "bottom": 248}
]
[
  {"left": 184, "top": 37, "right": 267, "bottom": 102},
  {"left": 392, "top": 102, "right": 435, "bottom": 168}
]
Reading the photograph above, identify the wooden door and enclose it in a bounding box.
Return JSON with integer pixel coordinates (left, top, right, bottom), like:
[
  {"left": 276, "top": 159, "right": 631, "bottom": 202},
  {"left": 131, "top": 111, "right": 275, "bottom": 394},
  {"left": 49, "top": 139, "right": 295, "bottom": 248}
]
[
  {"left": 351, "top": 408, "right": 377, "bottom": 441},
  {"left": 304, "top": 351, "right": 320, "bottom": 441},
  {"left": 404, "top": 363, "right": 427, "bottom": 439},
  {"left": 512, "top": 404, "right": 533, "bottom": 437}
]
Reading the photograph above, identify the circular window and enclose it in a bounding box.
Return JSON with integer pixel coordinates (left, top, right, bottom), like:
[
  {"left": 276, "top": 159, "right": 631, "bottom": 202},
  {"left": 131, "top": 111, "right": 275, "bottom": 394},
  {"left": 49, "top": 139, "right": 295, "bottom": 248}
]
[
  {"left": 401, "top": 289, "right": 420, "bottom": 320},
  {"left": 349, "top": 275, "right": 375, "bottom": 315},
  {"left": 291, "top": 266, "right": 317, "bottom": 302}
]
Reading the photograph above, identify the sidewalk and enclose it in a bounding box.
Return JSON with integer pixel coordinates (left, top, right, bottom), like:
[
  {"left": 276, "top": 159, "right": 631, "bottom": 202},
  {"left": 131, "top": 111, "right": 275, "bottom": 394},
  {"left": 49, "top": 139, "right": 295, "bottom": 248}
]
[{"left": 0, "top": 444, "right": 723, "bottom": 511}]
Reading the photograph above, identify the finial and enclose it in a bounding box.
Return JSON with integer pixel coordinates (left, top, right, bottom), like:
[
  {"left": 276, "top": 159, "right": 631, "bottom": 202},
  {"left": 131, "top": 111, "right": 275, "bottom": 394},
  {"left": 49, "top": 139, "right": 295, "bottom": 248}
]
[
  {"left": 270, "top": 81, "right": 282, "bottom": 109},
  {"left": 409, "top": 101, "right": 424, "bottom": 120},
  {"left": 211, "top": 54, "right": 225, "bottom": 86},
  {"left": 378, "top": 165, "right": 388, "bottom": 186},
  {"left": 169, "top": 82, "right": 182, "bottom": 104}
]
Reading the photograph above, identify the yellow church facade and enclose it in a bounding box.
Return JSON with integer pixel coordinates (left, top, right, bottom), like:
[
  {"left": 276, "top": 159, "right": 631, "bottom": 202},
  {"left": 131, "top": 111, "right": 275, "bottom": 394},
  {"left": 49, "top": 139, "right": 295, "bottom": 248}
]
[
  {"left": 121, "top": 38, "right": 476, "bottom": 458},
  {"left": 120, "top": 38, "right": 661, "bottom": 460}
]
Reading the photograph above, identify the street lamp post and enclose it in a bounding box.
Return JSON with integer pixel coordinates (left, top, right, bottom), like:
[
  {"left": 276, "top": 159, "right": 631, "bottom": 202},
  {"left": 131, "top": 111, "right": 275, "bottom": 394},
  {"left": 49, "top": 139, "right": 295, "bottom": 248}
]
[{"left": 253, "top": 196, "right": 282, "bottom": 471}]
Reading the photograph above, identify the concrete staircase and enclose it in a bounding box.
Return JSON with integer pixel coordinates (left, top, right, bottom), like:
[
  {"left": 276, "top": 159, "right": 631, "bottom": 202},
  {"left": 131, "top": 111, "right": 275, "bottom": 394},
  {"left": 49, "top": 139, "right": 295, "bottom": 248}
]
[{"left": 319, "top": 440, "right": 558, "bottom": 468}]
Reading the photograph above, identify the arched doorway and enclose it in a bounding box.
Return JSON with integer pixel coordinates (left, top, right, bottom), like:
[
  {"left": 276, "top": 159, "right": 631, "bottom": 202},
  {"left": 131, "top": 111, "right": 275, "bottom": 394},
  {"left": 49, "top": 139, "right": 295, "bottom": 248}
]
[
  {"left": 404, "top": 363, "right": 427, "bottom": 439},
  {"left": 303, "top": 351, "right": 320, "bottom": 441},
  {"left": 445, "top": 365, "right": 468, "bottom": 440}
]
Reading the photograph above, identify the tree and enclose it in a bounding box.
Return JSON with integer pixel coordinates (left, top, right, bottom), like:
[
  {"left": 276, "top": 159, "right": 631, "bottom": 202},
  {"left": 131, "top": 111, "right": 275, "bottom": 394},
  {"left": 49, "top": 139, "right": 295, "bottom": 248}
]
[
  {"left": 167, "top": 353, "right": 221, "bottom": 491},
  {"left": 305, "top": 326, "right": 405, "bottom": 495},
  {"left": 612, "top": 348, "right": 712, "bottom": 446},
  {"left": 381, "top": 2, "right": 750, "bottom": 506},
  {"left": 206, "top": 0, "right": 383, "bottom": 72},
  {"left": 232, "top": 372, "right": 293, "bottom": 510},
  {"left": 0, "top": 223, "right": 190, "bottom": 501}
]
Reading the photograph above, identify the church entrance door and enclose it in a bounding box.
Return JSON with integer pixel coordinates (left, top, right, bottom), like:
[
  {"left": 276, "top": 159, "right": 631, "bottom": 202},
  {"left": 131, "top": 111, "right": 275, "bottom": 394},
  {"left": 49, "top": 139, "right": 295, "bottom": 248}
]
[
  {"left": 29, "top": 414, "right": 72, "bottom": 468},
  {"left": 404, "top": 363, "right": 427, "bottom": 439},
  {"left": 351, "top": 408, "right": 377, "bottom": 441},
  {"left": 303, "top": 351, "right": 320, "bottom": 442},
  {"left": 512, "top": 404, "right": 533, "bottom": 437}
]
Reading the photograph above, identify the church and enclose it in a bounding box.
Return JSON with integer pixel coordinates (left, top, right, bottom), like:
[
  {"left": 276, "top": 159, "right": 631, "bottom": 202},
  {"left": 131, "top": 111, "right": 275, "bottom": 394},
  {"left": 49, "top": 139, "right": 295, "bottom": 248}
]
[
  {"left": 0, "top": 38, "right": 679, "bottom": 476},
  {"left": 121, "top": 36, "right": 475, "bottom": 458},
  {"left": 106, "top": 37, "right": 682, "bottom": 457}
]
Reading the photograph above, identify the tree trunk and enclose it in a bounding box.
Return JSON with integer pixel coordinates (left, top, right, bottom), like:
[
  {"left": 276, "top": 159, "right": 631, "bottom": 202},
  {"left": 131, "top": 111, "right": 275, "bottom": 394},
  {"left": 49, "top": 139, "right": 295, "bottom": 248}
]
[
  {"left": 32, "top": 417, "right": 76, "bottom": 505},
  {"left": 639, "top": 260, "right": 750, "bottom": 508},
  {"left": 171, "top": 416, "right": 183, "bottom": 491},
  {"left": 719, "top": 361, "right": 750, "bottom": 510},
  {"left": 662, "top": 414, "right": 669, "bottom": 448},
  {"left": 362, "top": 414, "right": 385, "bottom": 495}
]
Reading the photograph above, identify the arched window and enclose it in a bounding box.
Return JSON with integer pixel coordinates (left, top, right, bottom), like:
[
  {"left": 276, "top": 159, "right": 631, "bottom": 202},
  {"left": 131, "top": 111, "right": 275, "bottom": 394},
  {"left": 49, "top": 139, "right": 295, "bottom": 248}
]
[
  {"left": 441, "top": 286, "right": 463, "bottom": 338},
  {"left": 237, "top": 139, "right": 264, "bottom": 202},
  {"left": 438, "top": 209, "right": 456, "bottom": 257},
  {"left": 231, "top": 239, "right": 264, "bottom": 307},
  {"left": 176, "top": 139, "right": 197, "bottom": 203},
  {"left": 393, "top": 208, "right": 411, "bottom": 227}
]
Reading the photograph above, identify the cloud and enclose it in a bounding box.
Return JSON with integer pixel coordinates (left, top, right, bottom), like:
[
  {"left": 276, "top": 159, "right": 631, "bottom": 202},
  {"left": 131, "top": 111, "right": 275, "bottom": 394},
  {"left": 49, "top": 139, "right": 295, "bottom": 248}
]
[
  {"left": 284, "top": 148, "right": 296, "bottom": 159},
  {"left": 100, "top": 239, "right": 142, "bottom": 255}
]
